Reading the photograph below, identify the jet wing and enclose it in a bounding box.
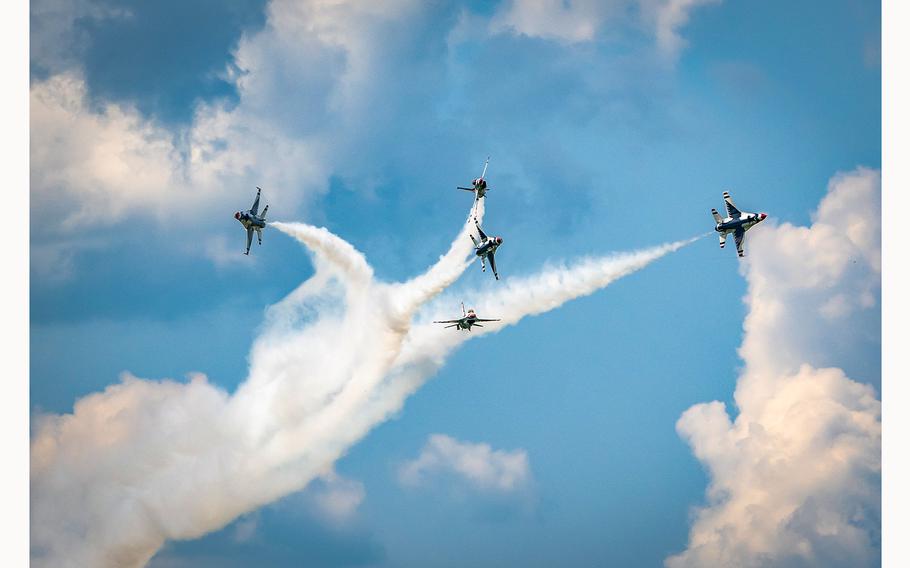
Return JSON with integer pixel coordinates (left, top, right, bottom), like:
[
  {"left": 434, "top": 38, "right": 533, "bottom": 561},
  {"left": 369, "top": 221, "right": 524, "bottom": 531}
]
[
  {"left": 457, "top": 186, "right": 475, "bottom": 192},
  {"left": 734, "top": 228, "right": 745, "bottom": 257},
  {"left": 251, "top": 187, "right": 262, "bottom": 215},
  {"left": 488, "top": 251, "right": 499, "bottom": 280},
  {"left": 246, "top": 227, "right": 254, "bottom": 254},
  {"left": 473, "top": 318, "right": 500, "bottom": 322},
  {"left": 474, "top": 219, "right": 488, "bottom": 241},
  {"left": 433, "top": 319, "right": 463, "bottom": 324},
  {"left": 723, "top": 191, "right": 741, "bottom": 218}
]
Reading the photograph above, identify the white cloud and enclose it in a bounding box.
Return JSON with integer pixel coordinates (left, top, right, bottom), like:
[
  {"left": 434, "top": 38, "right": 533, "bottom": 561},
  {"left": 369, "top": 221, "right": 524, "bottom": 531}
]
[
  {"left": 666, "top": 168, "right": 881, "bottom": 567},
  {"left": 490, "top": 0, "right": 614, "bottom": 43},
  {"left": 399, "top": 434, "right": 531, "bottom": 492},
  {"left": 30, "top": 71, "right": 324, "bottom": 231},
  {"left": 29, "top": 0, "right": 715, "bottom": 267},
  {"left": 29, "top": 0, "right": 428, "bottom": 265},
  {"left": 30, "top": 73, "right": 185, "bottom": 228}
]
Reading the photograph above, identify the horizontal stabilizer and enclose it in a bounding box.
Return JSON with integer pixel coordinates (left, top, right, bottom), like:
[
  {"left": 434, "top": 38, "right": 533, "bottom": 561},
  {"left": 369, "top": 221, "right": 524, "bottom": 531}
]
[
  {"left": 722, "top": 191, "right": 741, "bottom": 218},
  {"left": 711, "top": 208, "right": 723, "bottom": 223}
]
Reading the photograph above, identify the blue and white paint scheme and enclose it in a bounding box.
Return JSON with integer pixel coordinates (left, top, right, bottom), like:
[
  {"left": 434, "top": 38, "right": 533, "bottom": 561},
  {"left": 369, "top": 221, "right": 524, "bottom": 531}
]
[
  {"left": 711, "top": 191, "right": 767, "bottom": 258},
  {"left": 469, "top": 217, "right": 503, "bottom": 280},
  {"left": 234, "top": 187, "right": 269, "bottom": 255}
]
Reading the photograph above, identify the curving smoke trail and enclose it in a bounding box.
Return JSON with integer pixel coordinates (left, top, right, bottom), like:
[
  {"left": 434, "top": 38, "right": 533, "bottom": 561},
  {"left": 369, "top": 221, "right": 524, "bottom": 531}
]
[{"left": 30, "top": 202, "right": 699, "bottom": 567}]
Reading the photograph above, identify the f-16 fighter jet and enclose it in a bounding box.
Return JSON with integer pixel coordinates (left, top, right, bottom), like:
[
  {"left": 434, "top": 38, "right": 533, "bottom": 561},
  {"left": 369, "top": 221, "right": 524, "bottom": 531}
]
[
  {"left": 470, "top": 217, "right": 503, "bottom": 280},
  {"left": 711, "top": 191, "right": 767, "bottom": 258},
  {"left": 457, "top": 157, "right": 491, "bottom": 200},
  {"left": 235, "top": 187, "right": 269, "bottom": 255},
  {"left": 434, "top": 303, "right": 501, "bottom": 331}
]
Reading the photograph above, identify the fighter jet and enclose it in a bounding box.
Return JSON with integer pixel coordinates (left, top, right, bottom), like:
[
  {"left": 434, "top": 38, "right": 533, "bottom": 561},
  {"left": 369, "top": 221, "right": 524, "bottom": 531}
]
[
  {"left": 711, "top": 191, "right": 767, "bottom": 257},
  {"left": 434, "top": 303, "right": 501, "bottom": 331},
  {"left": 235, "top": 187, "right": 269, "bottom": 255},
  {"left": 470, "top": 217, "right": 503, "bottom": 280},
  {"left": 457, "top": 157, "right": 491, "bottom": 200}
]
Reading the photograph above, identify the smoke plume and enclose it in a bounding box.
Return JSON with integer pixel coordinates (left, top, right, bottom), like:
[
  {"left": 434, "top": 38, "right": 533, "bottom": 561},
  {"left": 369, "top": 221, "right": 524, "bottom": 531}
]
[{"left": 31, "top": 198, "right": 697, "bottom": 567}]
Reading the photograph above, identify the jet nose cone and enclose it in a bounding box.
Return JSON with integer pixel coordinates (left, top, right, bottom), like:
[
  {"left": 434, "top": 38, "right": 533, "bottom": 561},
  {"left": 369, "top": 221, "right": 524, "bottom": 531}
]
[
  {"left": 234, "top": 212, "right": 241, "bottom": 220},
  {"left": 759, "top": 212, "right": 768, "bottom": 221}
]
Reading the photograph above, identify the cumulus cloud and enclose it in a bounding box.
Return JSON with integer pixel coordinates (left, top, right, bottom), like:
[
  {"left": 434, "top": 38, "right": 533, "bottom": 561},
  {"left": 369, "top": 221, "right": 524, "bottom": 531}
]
[
  {"left": 30, "top": 70, "right": 324, "bottom": 231},
  {"left": 31, "top": 0, "right": 719, "bottom": 248},
  {"left": 398, "top": 434, "right": 531, "bottom": 492},
  {"left": 666, "top": 167, "right": 881, "bottom": 567},
  {"left": 30, "top": 0, "right": 428, "bottom": 252},
  {"left": 30, "top": 73, "right": 185, "bottom": 228}
]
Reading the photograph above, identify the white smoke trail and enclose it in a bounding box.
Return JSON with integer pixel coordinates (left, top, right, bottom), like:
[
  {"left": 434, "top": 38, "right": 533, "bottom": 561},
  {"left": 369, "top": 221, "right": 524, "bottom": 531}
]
[
  {"left": 30, "top": 206, "right": 698, "bottom": 567},
  {"left": 362, "top": 236, "right": 702, "bottom": 428}
]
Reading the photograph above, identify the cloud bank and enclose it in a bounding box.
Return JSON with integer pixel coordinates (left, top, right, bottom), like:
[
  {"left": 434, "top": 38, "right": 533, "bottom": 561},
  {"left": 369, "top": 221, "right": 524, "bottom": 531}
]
[
  {"left": 666, "top": 168, "right": 881, "bottom": 567},
  {"left": 30, "top": 0, "right": 718, "bottom": 245},
  {"left": 31, "top": 191, "right": 698, "bottom": 566}
]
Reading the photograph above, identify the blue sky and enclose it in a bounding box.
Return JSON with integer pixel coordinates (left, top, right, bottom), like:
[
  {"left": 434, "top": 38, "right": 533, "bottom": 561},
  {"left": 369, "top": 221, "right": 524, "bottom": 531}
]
[{"left": 30, "top": 1, "right": 881, "bottom": 566}]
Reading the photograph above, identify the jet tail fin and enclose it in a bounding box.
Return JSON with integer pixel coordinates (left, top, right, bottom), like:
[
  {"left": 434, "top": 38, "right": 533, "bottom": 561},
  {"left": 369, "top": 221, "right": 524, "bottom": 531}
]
[
  {"left": 261, "top": 205, "right": 269, "bottom": 220},
  {"left": 719, "top": 233, "right": 727, "bottom": 249},
  {"left": 711, "top": 208, "right": 723, "bottom": 223}
]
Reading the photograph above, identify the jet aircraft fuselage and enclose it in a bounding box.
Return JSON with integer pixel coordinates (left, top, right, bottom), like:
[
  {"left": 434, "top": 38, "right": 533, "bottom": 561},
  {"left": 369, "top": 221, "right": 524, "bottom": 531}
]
[
  {"left": 235, "top": 187, "right": 269, "bottom": 255},
  {"left": 714, "top": 212, "right": 766, "bottom": 234},
  {"left": 470, "top": 217, "right": 503, "bottom": 280},
  {"left": 452, "top": 311, "right": 484, "bottom": 330},
  {"left": 474, "top": 237, "right": 501, "bottom": 258},
  {"left": 434, "top": 305, "right": 501, "bottom": 331},
  {"left": 458, "top": 157, "right": 491, "bottom": 200},
  {"left": 711, "top": 191, "right": 766, "bottom": 257},
  {"left": 235, "top": 211, "right": 266, "bottom": 230}
]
